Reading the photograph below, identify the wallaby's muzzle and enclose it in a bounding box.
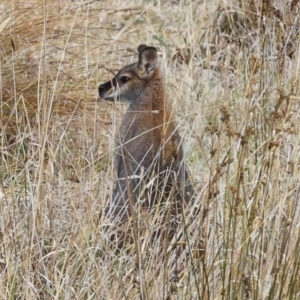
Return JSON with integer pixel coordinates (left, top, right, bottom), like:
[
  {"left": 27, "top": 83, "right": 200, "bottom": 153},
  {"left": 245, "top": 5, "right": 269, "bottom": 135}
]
[{"left": 98, "top": 80, "right": 115, "bottom": 100}]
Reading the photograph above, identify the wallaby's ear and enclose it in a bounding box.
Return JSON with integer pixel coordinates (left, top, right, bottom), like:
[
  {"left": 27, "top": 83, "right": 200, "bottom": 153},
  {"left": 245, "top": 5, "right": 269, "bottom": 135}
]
[
  {"left": 137, "top": 44, "right": 148, "bottom": 53},
  {"left": 137, "top": 45, "right": 158, "bottom": 79}
]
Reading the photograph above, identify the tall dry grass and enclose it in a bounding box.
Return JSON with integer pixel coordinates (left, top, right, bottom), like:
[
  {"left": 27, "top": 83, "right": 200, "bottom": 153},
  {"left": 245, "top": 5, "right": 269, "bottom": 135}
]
[{"left": 1, "top": 0, "right": 300, "bottom": 299}]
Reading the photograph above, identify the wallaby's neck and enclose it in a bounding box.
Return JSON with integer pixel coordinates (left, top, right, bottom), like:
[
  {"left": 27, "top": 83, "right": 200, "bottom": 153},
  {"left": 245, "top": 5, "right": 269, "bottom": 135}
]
[
  {"left": 150, "top": 77, "right": 167, "bottom": 113},
  {"left": 128, "top": 77, "right": 167, "bottom": 114}
]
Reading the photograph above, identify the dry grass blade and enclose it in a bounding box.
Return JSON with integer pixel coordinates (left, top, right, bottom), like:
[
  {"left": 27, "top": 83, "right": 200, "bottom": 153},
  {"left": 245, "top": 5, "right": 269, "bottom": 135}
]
[{"left": 1, "top": 0, "right": 300, "bottom": 299}]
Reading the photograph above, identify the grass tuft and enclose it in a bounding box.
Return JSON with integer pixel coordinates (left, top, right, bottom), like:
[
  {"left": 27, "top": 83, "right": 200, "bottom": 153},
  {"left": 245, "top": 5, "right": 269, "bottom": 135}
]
[{"left": 1, "top": 0, "right": 300, "bottom": 299}]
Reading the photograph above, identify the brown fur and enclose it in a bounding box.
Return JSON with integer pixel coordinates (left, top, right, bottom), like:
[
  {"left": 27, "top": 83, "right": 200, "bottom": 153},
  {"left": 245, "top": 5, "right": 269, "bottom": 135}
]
[{"left": 99, "top": 45, "right": 193, "bottom": 224}]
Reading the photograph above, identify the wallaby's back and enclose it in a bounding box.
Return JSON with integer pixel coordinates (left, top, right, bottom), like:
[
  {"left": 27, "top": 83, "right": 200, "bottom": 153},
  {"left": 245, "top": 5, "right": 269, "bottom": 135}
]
[{"left": 99, "top": 45, "right": 193, "bottom": 223}]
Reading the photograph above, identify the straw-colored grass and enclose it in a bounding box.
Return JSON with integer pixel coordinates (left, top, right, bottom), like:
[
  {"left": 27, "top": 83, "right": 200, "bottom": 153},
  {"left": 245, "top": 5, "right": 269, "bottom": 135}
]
[{"left": 1, "top": 0, "right": 300, "bottom": 299}]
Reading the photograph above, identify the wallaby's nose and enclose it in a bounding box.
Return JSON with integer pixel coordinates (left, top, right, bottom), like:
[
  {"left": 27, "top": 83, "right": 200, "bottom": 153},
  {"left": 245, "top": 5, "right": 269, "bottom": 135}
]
[{"left": 98, "top": 84, "right": 105, "bottom": 98}]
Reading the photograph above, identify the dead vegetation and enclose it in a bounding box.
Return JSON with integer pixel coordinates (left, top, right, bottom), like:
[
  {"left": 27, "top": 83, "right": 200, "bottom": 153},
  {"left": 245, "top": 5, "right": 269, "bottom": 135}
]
[{"left": 1, "top": 0, "right": 300, "bottom": 299}]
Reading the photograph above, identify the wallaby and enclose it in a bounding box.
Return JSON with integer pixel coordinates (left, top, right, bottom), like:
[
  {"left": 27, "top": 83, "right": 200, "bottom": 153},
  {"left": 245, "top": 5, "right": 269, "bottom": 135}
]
[{"left": 99, "top": 45, "right": 193, "bottom": 224}]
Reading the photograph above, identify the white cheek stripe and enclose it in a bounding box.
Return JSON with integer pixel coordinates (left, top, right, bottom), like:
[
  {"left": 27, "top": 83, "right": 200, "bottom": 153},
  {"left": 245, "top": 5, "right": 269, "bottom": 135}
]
[{"left": 107, "top": 86, "right": 121, "bottom": 99}]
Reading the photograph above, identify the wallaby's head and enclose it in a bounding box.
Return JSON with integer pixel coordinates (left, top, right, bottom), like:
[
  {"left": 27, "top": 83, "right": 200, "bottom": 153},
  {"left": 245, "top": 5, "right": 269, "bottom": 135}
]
[{"left": 99, "top": 45, "right": 159, "bottom": 103}]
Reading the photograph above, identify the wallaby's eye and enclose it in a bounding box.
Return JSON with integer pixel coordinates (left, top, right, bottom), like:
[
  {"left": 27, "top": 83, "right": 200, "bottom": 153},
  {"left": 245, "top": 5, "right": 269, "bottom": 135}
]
[{"left": 120, "top": 76, "right": 130, "bottom": 84}]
